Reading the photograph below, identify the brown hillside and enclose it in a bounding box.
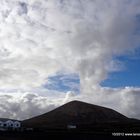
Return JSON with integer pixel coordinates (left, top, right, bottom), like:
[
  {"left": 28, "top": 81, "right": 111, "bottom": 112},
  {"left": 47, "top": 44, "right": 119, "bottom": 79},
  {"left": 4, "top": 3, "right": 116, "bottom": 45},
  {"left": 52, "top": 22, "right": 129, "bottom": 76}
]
[{"left": 22, "top": 100, "right": 130, "bottom": 128}]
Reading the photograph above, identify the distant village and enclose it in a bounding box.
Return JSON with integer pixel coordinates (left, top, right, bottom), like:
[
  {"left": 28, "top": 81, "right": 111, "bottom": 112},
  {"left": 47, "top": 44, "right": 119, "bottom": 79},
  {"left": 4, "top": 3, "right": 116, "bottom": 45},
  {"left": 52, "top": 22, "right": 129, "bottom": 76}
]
[
  {"left": 0, "top": 118, "right": 77, "bottom": 132},
  {"left": 0, "top": 119, "right": 21, "bottom": 131}
]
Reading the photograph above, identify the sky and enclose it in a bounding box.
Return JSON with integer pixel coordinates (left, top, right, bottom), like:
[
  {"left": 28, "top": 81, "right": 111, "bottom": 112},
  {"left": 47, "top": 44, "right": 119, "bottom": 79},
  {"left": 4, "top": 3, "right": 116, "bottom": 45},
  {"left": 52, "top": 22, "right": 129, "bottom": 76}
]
[
  {"left": 101, "top": 52, "right": 140, "bottom": 87},
  {"left": 0, "top": 0, "right": 140, "bottom": 120}
]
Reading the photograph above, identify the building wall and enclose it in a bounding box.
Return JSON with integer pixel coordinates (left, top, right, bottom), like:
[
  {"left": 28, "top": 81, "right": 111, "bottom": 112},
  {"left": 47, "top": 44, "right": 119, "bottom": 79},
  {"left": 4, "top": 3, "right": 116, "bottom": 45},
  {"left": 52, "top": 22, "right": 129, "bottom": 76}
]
[{"left": 0, "top": 120, "right": 21, "bottom": 130}]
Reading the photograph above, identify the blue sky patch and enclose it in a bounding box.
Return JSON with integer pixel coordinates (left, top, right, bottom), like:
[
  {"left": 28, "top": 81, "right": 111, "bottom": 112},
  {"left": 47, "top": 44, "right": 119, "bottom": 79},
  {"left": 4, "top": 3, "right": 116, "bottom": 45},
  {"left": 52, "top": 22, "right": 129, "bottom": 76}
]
[
  {"left": 43, "top": 73, "right": 80, "bottom": 93},
  {"left": 101, "top": 50, "right": 140, "bottom": 88}
]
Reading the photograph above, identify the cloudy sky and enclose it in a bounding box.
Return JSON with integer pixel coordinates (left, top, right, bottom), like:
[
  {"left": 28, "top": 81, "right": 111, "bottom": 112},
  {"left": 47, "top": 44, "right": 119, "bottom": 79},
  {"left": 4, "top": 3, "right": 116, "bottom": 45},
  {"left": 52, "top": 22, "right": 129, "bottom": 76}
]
[{"left": 0, "top": 0, "right": 140, "bottom": 120}]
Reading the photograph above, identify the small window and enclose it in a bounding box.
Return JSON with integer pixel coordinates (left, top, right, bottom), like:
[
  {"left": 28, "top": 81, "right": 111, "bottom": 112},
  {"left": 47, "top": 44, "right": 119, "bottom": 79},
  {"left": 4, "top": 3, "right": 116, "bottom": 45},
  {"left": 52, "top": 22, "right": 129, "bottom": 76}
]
[
  {"left": 14, "top": 122, "right": 21, "bottom": 128},
  {"left": 3, "top": 123, "right": 7, "bottom": 127}
]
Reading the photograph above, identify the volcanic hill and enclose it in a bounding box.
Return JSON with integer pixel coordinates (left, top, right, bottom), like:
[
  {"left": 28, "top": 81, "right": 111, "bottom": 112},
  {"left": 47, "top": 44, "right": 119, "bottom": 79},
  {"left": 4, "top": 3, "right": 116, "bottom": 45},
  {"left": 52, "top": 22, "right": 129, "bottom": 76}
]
[{"left": 22, "top": 100, "right": 133, "bottom": 129}]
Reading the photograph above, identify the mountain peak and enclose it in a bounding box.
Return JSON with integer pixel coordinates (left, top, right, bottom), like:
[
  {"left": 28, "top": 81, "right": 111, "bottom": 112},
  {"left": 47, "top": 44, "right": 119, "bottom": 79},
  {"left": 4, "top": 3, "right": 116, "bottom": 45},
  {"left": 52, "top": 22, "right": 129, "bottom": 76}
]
[
  {"left": 65, "top": 100, "right": 86, "bottom": 104},
  {"left": 23, "top": 100, "right": 130, "bottom": 129}
]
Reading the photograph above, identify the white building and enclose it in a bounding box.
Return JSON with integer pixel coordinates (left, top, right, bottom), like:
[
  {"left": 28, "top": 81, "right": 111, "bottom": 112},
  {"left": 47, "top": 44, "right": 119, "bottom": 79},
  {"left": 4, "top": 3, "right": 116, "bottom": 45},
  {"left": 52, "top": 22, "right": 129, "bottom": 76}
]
[
  {"left": 67, "top": 125, "right": 77, "bottom": 129},
  {"left": 0, "top": 120, "right": 21, "bottom": 131}
]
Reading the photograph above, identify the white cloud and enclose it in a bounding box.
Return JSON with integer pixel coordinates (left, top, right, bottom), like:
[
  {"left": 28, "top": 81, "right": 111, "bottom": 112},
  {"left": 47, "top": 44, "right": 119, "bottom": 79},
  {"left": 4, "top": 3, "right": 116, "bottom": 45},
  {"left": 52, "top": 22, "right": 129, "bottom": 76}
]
[
  {"left": 0, "top": 0, "right": 140, "bottom": 120},
  {"left": 69, "top": 87, "right": 140, "bottom": 119},
  {"left": 0, "top": 87, "right": 140, "bottom": 120},
  {"left": 0, "top": 91, "right": 66, "bottom": 120},
  {"left": 0, "top": 0, "right": 139, "bottom": 89}
]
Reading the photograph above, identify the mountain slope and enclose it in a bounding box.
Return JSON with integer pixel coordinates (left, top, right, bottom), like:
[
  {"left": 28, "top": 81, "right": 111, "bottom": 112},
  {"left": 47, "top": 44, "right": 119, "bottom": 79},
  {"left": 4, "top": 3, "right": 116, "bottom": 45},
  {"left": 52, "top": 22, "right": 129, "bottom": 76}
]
[{"left": 22, "top": 100, "right": 130, "bottom": 128}]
